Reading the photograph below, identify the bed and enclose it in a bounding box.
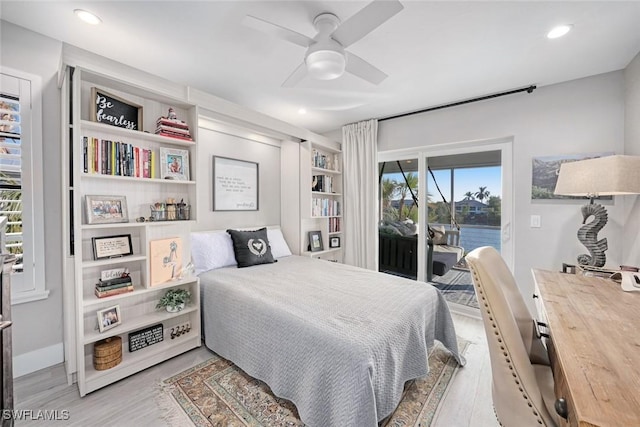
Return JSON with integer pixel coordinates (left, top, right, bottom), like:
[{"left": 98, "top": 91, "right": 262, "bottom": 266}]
[{"left": 193, "top": 228, "right": 465, "bottom": 427}]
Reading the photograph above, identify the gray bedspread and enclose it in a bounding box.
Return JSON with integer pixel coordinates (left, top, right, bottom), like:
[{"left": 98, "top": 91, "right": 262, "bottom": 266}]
[{"left": 200, "top": 255, "right": 465, "bottom": 427}]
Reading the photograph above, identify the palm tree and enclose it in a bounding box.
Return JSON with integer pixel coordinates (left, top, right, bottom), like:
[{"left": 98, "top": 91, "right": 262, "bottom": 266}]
[
  {"left": 381, "top": 178, "right": 398, "bottom": 209},
  {"left": 475, "top": 186, "right": 491, "bottom": 202},
  {"left": 381, "top": 178, "right": 400, "bottom": 221},
  {"left": 463, "top": 191, "right": 475, "bottom": 200},
  {"left": 397, "top": 172, "right": 419, "bottom": 220}
]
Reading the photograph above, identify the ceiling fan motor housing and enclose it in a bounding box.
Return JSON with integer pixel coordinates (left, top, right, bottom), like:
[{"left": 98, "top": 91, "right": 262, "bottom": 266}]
[{"left": 305, "top": 13, "right": 345, "bottom": 80}]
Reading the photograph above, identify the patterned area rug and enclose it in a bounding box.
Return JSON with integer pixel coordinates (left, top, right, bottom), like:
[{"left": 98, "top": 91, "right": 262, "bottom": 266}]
[
  {"left": 432, "top": 269, "right": 479, "bottom": 309},
  {"left": 159, "top": 339, "right": 469, "bottom": 427}
]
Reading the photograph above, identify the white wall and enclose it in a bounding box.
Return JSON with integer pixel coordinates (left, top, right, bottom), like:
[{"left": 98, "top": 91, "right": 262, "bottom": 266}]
[
  {"left": 0, "top": 21, "right": 64, "bottom": 368},
  {"left": 194, "top": 119, "right": 281, "bottom": 231},
  {"left": 622, "top": 53, "right": 640, "bottom": 265},
  {"left": 375, "top": 72, "right": 625, "bottom": 310}
]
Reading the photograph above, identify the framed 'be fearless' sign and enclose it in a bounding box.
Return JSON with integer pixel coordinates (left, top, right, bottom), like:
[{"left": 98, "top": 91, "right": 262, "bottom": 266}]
[{"left": 91, "top": 87, "right": 143, "bottom": 131}]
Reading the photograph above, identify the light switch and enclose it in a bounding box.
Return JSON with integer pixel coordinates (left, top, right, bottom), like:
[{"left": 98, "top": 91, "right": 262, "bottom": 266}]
[{"left": 530, "top": 215, "right": 541, "bottom": 228}]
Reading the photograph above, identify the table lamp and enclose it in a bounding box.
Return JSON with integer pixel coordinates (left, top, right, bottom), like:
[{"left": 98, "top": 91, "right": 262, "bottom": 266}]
[{"left": 554, "top": 155, "right": 640, "bottom": 267}]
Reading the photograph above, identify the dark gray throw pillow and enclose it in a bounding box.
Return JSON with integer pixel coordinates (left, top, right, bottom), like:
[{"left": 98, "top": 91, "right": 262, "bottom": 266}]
[{"left": 226, "top": 228, "right": 276, "bottom": 268}]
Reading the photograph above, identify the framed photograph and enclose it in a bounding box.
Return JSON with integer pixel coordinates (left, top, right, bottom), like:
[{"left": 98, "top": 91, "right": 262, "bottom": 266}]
[
  {"left": 160, "top": 147, "right": 190, "bottom": 181},
  {"left": 329, "top": 236, "right": 341, "bottom": 248},
  {"left": 149, "top": 237, "right": 183, "bottom": 286},
  {"left": 92, "top": 235, "right": 133, "bottom": 260},
  {"left": 309, "top": 230, "right": 323, "bottom": 252},
  {"left": 85, "top": 195, "right": 129, "bottom": 225},
  {"left": 90, "top": 87, "right": 143, "bottom": 131},
  {"left": 97, "top": 305, "right": 122, "bottom": 333},
  {"left": 531, "top": 152, "right": 614, "bottom": 200},
  {"left": 212, "top": 156, "right": 259, "bottom": 211}
]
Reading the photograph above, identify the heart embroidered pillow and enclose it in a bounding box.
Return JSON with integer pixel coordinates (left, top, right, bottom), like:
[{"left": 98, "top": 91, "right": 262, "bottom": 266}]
[{"left": 226, "top": 228, "right": 276, "bottom": 268}]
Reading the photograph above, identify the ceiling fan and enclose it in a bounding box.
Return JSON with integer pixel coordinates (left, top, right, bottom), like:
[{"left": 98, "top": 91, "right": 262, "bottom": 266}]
[{"left": 242, "top": 0, "right": 404, "bottom": 87}]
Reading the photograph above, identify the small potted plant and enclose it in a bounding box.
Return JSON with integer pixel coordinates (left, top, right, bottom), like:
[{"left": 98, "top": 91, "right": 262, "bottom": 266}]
[{"left": 156, "top": 288, "right": 191, "bottom": 313}]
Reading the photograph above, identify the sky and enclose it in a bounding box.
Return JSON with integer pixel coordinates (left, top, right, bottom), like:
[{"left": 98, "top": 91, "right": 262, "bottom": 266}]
[{"left": 384, "top": 166, "right": 501, "bottom": 203}]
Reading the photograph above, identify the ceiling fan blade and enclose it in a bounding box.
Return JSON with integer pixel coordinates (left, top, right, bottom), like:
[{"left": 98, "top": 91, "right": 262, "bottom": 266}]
[
  {"left": 242, "top": 15, "right": 313, "bottom": 48},
  {"left": 331, "top": 0, "right": 404, "bottom": 48},
  {"left": 345, "top": 51, "right": 388, "bottom": 85},
  {"left": 282, "top": 63, "right": 308, "bottom": 87}
]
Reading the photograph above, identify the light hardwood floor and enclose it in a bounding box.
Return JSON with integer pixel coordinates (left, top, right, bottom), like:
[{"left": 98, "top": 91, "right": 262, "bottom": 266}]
[{"left": 14, "top": 309, "right": 497, "bottom": 427}]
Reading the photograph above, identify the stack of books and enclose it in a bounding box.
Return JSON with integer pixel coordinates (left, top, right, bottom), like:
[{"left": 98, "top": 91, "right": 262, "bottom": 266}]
[
  {"left": 95, "top": 276, "right": 134, "bottom": 298},
  {"left": 312, "top": 175, "right": 334, "bottom": 193},
  {"left": 83, "top": 136, "right": 154, "bottom": 178},
  {"left": 155, "top": 117, "right": 192, "bottom": 141}
]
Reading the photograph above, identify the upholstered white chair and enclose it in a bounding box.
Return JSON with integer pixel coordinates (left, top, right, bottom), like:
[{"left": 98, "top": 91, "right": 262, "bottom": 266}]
[{"left": 466, "top": 246, "right": 558, "bottom": 427}]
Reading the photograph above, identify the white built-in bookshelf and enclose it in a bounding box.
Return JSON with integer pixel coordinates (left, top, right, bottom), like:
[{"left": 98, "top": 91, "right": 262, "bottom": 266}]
[
  {"left": 301, "top": 141, "right": 344, "bottom": 262},
  {"left": 62, "top": 67, "right": 201, "bottom": 396}
]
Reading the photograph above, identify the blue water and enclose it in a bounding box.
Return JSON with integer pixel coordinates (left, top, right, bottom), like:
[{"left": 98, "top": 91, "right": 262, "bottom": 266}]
[
  {"left": 431, "top": 224, "right": 501, "bottom": 254},
  {"left": 459, "top": 226, "right": 501, "bottom": 253}
]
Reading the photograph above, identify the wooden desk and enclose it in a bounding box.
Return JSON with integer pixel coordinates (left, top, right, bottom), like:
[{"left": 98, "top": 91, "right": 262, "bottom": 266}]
[{"left": 532, "top": 269, "right": 640, "bottom": 427}]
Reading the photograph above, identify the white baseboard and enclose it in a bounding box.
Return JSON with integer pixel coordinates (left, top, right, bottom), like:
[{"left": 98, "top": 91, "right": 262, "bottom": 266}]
[
  {"left": 448, "top": 301, "right": 481, "bottom": 320},
  {"left": 13, "top": 342, "right": 64, "bottom": 378}
]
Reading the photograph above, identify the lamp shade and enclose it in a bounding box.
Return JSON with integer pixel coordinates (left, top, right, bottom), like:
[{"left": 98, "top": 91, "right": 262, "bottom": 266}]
[{"left": 554, "top": 155, "right": 640, "bottom": 197}]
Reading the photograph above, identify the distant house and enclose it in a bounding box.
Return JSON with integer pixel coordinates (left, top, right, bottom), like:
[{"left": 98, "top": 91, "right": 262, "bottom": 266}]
[
  {"left": 390, "top": 199, "right": 417, "bottom": 209},
  {"left": 455, "top": 199, "right": 489, "bottom": 213}
]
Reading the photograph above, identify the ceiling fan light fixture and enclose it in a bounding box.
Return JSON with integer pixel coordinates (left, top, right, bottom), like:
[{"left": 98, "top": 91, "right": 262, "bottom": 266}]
[{"left": 306, "top": 50, "right": 346, "bottom": 80}]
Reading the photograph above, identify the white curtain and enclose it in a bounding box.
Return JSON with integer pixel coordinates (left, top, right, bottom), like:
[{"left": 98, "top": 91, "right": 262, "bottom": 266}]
[{"left": 342, "top": 119, "right": 378, "bottom": 270}]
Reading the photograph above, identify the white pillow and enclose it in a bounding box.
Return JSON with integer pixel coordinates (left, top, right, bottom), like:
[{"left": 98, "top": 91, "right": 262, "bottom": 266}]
[
  {"left": 430, "top": 225, "right": 447, "bottom": 245},
  {"left": 267, "top": 228, "right": 292, "bottom": 258},
  {"left": 190, "top": 231, "right": 237, "bottom": 275}
]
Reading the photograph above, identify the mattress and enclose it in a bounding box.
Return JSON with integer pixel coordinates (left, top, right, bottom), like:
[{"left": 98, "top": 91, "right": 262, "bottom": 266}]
[{"left": 199, "top": 255, "right": 464, "bottom": 427}]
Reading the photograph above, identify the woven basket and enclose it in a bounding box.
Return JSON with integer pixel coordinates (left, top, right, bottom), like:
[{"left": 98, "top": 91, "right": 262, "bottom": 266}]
[{"left": 93, "top": 336, "right": 122, "bottom": 371}]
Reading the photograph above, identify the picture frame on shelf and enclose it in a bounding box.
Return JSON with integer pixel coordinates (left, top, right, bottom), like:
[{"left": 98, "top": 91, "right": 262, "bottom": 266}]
[
  {"left": 92, "top": 234, "right": 133, "bottom": 260},
  {"left": 85, "top": 195, "right": 129, "bottom": 225},
  {"left": 308, "top": 230, "right": 323, "bottom": 252},
  {"left": 160, "top": 147, "right": 190, "bottom": 181},
  {"left": 329, "top": 236, "right": 341, "bottom": 248},
  {"left": 212, "top": 156, "right": 259, "bottom": 211},
  {"left": 149, "top": 237, "right": 183, "bottom": 286},
  {"left": 90, "top": 87, "right": 143, "bottom": 131},
  {"left": 97, "top": 305, "right": 122, "bottom": 333}
]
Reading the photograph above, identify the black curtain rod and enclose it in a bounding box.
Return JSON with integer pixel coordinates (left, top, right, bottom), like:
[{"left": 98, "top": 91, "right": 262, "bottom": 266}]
[{"left": 379, "top": 85, "right": 537, "bottom": 122}]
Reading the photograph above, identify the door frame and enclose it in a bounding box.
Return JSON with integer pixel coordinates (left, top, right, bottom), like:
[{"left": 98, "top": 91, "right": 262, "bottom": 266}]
[{"left": 379, "top": 136, "right": 514, "bottom": 281}]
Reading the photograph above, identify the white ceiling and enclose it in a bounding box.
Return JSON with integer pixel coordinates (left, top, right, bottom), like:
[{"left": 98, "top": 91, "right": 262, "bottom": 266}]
[{"left": 2, "top": 1, "right": 640, "bottom": 134}]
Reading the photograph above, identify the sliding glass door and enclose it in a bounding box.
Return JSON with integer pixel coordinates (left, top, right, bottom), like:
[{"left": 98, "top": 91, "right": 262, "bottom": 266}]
[{"left": 378, "top": 138, "right": 513, "bottom": 288}]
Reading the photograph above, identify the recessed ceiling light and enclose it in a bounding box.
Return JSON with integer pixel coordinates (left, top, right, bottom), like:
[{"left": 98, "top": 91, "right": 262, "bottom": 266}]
[
  {"left": 74, "top": 9, "right": 102, "bottom": 25},
  {"left": 298, "top": 107, "right": 307, "bottom": 115},
  {"left": 547, "top": 24, "right": 572, "bottom": 39}
]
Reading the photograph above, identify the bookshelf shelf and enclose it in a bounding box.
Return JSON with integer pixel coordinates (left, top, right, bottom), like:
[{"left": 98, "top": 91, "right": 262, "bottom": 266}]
[
  {"left": 83, "top": 303, "right": 198, "bottom": 345},
  {"left": 81, "top": 173, "right": 195, "bottom": 185},
  {"left": 81, "top": 120, "right": 196, "bottom": 147},
  {"left": 82, "top": 277, "right": 198, "bottom": 308},
  {"left": 80, "top": 220, "right": 196, "bottom": 230},
  {"left": 311, "top": 166, "right": 341, "bottom": 175},
  {"left": 311, "top": 191, "right": 342, "bottom": 196},
  {"left": 83, "top": 334, "right": 200, "bottom": 394},
  {"left": 81, "top": 255, "right": 147, "bottom": 269}
]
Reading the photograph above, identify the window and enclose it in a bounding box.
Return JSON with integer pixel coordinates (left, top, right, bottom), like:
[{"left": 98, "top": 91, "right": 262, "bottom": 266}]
[{"left": 0, "top": 69, "right": 47, "bottom": 303}]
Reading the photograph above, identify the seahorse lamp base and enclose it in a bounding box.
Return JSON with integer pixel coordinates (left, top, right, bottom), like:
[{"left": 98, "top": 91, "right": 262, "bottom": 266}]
[{"left": 576, "top": 202, "right": 609, "bottom": 268}]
